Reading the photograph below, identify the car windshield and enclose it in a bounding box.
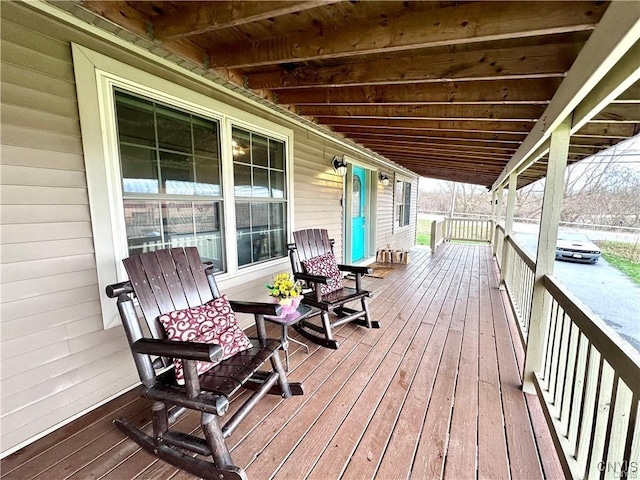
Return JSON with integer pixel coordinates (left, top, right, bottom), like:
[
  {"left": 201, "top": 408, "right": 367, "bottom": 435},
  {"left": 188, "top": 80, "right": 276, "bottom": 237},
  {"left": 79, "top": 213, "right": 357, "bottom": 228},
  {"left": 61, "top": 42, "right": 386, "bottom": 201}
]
[{"left": 557, "top": 232, "right": 592, "bottom": 242}]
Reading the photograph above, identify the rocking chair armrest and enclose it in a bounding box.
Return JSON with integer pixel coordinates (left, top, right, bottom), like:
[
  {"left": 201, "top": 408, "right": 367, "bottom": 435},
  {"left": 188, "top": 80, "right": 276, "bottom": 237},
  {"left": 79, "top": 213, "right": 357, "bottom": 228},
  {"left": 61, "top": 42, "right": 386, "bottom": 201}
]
[
  {"left": 293, "top": 272, "right": 333, "bottom": 285},
  {"left": 337, "top": 264, "right": 373, "bottom": 275},
  {"left": 228, "top": 300, "right": 282, "bottom": 317},
  {"left": 132, "top": 338, "right": 224, "bottom": 363}
]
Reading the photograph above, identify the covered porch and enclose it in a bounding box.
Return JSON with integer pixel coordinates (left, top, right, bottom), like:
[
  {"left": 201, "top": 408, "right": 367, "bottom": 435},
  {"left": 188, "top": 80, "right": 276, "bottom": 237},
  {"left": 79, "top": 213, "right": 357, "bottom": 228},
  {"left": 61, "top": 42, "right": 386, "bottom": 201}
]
[{"left": 0, "top": 244, "right": 563, "bottom": 479}]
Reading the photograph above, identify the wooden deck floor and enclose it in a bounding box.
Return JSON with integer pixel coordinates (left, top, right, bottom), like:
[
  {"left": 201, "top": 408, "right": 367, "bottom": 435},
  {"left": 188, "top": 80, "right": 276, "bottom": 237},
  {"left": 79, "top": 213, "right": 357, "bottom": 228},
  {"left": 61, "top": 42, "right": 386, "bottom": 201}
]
[{"left": 1, "top": 243, "right": 563, "bottom": 480}]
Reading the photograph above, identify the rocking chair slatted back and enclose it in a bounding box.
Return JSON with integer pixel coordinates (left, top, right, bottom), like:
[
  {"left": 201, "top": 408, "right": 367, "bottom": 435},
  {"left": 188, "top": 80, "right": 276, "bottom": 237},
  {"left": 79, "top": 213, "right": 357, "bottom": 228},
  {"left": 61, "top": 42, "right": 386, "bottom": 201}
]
[
  {"left": 122, "top": 247, "right": 214, "bottom": 339},
  {"left": 108, "top": 246, "right": 304, "bottom": 479},
  {"left": 292, "top": 228, "right": 333, "bottom": 263}
]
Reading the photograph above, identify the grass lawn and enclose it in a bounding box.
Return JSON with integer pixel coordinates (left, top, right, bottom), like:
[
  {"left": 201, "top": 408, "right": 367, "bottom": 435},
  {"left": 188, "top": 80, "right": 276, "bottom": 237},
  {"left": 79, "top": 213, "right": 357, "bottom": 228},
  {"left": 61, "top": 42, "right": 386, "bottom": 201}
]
[
  {"left": 416, "top": 219, "right": 431, "bottom": 246},
  {"left": 596, "top": 240, "right": 640, "bottom": 285}
]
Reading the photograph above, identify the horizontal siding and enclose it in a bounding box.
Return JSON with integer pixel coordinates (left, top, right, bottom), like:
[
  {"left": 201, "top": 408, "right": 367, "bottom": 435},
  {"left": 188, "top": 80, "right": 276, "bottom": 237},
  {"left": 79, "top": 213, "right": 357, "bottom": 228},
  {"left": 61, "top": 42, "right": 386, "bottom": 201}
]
[
  {"left": 0, "top": 2, "right": 419, "bottom": 454},
  {"left": 0, "top": 7, "right": 139, "bottom": 455},
  {"left": 376, "top": 177, "right": 418, "bottom": 253}
]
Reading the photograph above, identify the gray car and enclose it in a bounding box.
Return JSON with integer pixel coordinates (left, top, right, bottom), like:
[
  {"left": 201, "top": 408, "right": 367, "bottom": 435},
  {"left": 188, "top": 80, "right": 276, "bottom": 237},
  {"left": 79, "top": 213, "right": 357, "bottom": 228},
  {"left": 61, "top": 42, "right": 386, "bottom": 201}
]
[{"left": 555, "top": 231, "right": 601, "bottom": 263}]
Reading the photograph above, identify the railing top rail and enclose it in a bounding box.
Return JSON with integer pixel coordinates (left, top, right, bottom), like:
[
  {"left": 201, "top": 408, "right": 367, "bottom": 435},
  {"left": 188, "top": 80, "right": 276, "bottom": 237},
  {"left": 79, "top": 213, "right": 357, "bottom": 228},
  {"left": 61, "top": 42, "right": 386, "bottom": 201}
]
[
  {"left": 544, "top": 274, "right": 640, "bottom": 393},
  {"left": 448, "top": 217, "right": 492, "bottom": 223},
  {"left": 506, "top": 235, "right": 536, "bottom": 271},
  {"left": 496, "top": 224, "right": 505, "bottom": 234}
]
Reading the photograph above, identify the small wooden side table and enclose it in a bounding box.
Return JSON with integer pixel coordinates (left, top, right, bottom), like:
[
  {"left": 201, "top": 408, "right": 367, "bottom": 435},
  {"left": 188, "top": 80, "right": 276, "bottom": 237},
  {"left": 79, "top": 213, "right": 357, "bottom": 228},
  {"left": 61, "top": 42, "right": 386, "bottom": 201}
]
[{"left": 264, "top": 304, "right": 316, "bottom": 371}]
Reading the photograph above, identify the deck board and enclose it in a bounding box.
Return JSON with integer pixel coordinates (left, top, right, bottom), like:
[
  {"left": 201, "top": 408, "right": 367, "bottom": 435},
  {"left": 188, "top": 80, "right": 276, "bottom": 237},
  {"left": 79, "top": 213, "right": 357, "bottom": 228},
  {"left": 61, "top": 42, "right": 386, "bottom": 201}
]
[{"left": 1, "top": 244, "right": 563, "bottom": 480}]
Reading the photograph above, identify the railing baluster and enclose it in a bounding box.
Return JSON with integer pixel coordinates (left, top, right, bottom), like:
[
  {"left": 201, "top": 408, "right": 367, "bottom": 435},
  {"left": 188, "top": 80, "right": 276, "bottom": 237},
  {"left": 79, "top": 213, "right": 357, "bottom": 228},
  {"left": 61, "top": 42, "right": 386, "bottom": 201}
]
[
  {"left": 585, "top": 361, "right": 615, "bottom": 479},
  {"left": 569, "top": 334, "right": 591, "bottom": 457},
  {"left": 543, "top": 299, "right": 559, "bottom": 388},
  {"left": 559, "top": 323, "right": 579, "bottom": 436},
  {"left": 554, "top": 314, "right": 572, "bottom": 418},
  {"left": 577, "top": 351, "right": 604, "bottom": 477},
  {"left": 620, "top": 395, "right": 638, "bottom": 480},
  {"left": 549, "top": 305, "right": 566, "bottom": 403}
]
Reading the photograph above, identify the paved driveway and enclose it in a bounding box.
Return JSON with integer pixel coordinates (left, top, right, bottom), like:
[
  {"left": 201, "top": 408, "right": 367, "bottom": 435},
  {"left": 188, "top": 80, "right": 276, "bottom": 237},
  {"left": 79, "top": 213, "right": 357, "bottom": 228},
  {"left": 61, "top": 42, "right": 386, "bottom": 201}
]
[{"left": 512, "top": 227, "right": 640, "bottom": 352}]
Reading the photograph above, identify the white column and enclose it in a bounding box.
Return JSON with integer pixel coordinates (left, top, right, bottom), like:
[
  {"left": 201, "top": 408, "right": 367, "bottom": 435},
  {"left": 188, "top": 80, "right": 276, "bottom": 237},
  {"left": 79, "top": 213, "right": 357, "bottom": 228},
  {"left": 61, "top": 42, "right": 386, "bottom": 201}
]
[
  {"left": 492, "top": 187, "right": 504, "bottom": 256},
  {"left": 522, "top": 116, "right": 571, "bottom": 393},
  {"left": 500, "top": 172, "right": 518, "bottom": 284}
]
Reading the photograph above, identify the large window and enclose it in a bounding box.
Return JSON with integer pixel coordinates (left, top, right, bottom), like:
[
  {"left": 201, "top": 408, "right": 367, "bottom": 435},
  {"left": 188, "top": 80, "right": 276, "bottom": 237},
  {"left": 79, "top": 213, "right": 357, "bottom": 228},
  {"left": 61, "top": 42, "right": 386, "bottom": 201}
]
[
  {"left": 73, "top": 44, "right": 293, "bottom": 328},
  {"left": 395, "top": 179, "right": 412, "bottom": 228},
  {"left": 114, "top": 91, "right": 226, "bottom": 272},
  {"left": 232, "top": 127, "right": 287, "bottom": 267}
]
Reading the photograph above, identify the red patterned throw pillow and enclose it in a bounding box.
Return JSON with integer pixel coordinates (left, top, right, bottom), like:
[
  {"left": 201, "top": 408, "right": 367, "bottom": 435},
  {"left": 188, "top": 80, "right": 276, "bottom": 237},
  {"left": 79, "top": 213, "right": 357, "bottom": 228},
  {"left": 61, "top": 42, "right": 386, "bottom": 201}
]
[
  {"left": 158, "top": 295, "right": 252, "bottom": 385},
  {"left": 301, "top": 252, "right": 344, "bottom": 296}
]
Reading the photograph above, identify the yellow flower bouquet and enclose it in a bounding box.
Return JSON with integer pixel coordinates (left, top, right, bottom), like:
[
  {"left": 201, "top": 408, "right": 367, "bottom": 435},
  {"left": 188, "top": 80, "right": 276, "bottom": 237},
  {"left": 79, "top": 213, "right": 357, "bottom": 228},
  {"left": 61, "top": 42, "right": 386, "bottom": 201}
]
[{"left": 266, "top": 273, "right": 303, "bottom": 316}]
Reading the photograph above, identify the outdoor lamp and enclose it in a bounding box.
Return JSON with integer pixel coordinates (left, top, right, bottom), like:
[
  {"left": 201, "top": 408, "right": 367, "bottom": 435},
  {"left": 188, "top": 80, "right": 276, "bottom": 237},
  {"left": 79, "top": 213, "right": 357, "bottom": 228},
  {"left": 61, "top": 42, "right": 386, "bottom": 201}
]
[
  {"left": 332, "top": 156, "right": 348, "bottom": 177},
  {"left": 379, "top": 173, "right": 390, "bottom": 186}
]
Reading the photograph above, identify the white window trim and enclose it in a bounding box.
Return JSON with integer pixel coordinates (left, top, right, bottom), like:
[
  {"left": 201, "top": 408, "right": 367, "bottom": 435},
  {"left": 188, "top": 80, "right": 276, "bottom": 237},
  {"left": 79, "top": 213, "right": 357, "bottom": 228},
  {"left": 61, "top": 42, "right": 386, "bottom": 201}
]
[
  {"left": 393, "top": 174, "right": 413, "bottom": 233},
  {"left": 72, "top": 44, "right": 294, "bottom": 328}
]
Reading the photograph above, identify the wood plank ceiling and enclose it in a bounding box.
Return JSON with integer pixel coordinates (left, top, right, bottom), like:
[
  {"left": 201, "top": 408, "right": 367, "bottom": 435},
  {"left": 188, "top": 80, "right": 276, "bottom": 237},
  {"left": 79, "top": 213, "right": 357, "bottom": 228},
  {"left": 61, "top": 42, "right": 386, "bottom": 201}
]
[{"left": 80, "top": 0, "right": 640, "bottom": 188}]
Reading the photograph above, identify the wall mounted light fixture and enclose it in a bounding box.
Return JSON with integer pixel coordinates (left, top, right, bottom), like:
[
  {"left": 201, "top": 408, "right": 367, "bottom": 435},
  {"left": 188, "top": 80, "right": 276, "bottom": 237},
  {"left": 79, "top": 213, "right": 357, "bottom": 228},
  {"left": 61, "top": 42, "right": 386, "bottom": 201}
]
[
  {"left": 379, "top": 172, "right": 390, "bottom": 186},
  {"left": 332, "top": 155, "right": 348, "bottom": 177}
]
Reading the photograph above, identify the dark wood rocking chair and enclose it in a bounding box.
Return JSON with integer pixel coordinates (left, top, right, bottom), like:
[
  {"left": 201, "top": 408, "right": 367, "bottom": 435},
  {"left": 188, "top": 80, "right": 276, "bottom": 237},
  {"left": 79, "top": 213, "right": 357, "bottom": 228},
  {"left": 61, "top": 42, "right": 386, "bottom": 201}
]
[
  {"left": 106, "top": 247, "right": 303, "bottom": 480},
  {"left": 288, "top": 228, "right": 379, "bottom": 349}
]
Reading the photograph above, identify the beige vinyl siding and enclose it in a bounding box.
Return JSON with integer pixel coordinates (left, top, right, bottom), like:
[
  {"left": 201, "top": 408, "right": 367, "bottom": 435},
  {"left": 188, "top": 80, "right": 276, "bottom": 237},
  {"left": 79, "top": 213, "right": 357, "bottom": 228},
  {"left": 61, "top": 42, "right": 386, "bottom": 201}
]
[
  {"left": 0, "top": 7, "right": 138, "bottom": 452},
  {"left": 0, "top": 1, "right": 418, "bottom": 454},
  {"left": 375, "top": 177, "right": 418, "bottom": 252}
]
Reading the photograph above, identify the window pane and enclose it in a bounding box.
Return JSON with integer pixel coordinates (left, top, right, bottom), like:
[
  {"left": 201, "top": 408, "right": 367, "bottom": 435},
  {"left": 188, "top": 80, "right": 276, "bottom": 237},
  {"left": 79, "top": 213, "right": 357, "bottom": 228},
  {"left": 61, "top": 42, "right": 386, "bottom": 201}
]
[
  {"left": 162, "top": 201, "right": 193, "bottom": 240},
  {"left": 352, "top": 175, "right": 361, "bottom": 217},
  {"left": 252, "top": 134, "right": 269, "bottom": 167},
  {"left": 269, "top": 139, "right": 284, "bottom": 170},
  {"left": 253, "top": 168, "right": 269, "bottom": 197},
  {"left": 123, "top": 200, "right": 162, "bottom": 254},
  {"left": 403, "top": 183, "right": 411, "bottom": 226},
  {"left": 192, "top": 119, "right": 219, "bottom": 158},
  {"left": 194, "top": 202, "right": 224, "bottom": 272},
  {"left": 115, "top": 92, "right": 155, "bottom": 147},
  {"left": 270, "top": 230, "right": 285, "bottom": 258},
  {"left": 269, "top": 203, "right": 284, "bottom": 229},
  {"left": 194, "top": 156, "right": 220, "bottom": 196},
  {"left": 232, "top": 128, "right": 250, "bottom": 160},
  {"left": 160, "top": 151, "right": 195, "bottom": 195},
  {"left": 234, "top": 164, "right": 252, "bottom": 197},
  {"left": 251, "top": 203, "right": 269, "bottom": 231},
  {"left": 271, "top": 171, "right": 285, "bottom": 199},
  {"left": 156, "top": 106, "right": 192, "bottom": 152},
  {"left": 236, "top": 200, "right": 252, "bottom": 266},
  {"left": 120, "top": 145, "right": 159, "bottom": 194}
]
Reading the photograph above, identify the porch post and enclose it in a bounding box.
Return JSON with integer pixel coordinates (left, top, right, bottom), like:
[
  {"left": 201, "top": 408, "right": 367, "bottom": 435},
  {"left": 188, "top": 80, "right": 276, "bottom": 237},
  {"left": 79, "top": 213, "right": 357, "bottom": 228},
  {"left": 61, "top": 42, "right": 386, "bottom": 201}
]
[
  {"left": 522, "top": 116, "right": 571, "bottom": 393},
  {"left": 499, "top": 172, "right": 518, "bottom": 284},
  {"left": 492, "top": 187, "right": 504, "bottom": 256}
]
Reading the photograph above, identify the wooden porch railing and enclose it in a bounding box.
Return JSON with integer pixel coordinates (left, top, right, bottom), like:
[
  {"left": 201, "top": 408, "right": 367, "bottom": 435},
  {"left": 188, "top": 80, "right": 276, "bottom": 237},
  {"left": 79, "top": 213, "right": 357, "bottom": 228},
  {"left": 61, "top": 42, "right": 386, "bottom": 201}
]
[
  {"left": 489, "top": 224, "right": 640, "bottom": 479},
  {"left": 430, "top": 217, "right": 492, "bottom": 253},
  {"left": 502, "top": 235, "right": 536, "bottom": 344},
  {"left": 536, "top": 276, "right": 640, "bottom": 480},
  {"left": 430, "top": 218, "right": 446, "bottom": 253},
  {"left": 446, "top": 217, "right": 493, "bottom": 242}
]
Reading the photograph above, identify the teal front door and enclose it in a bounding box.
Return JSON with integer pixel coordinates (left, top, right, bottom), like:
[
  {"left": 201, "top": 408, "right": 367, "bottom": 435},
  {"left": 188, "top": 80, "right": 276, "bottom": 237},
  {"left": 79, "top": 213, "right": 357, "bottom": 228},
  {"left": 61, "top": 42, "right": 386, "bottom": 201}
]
[{"left": 351, "top": 167, "right": 366, "bottom": 262}]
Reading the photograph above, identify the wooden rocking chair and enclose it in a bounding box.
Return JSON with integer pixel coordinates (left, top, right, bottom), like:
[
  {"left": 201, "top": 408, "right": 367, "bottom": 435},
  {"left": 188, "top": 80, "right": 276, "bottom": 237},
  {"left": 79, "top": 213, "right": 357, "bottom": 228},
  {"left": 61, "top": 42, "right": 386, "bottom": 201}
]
[
  {"left": 288, "top": 229, "right": 379, "bottom": 349},
  {"left": 106, "top": 247, "right": 303, "bottom": 480}
]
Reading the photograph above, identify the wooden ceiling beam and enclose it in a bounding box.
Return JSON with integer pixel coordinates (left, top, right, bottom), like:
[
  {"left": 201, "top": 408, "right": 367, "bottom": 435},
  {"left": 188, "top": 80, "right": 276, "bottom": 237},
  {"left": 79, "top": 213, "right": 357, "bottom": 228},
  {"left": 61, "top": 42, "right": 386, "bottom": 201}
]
[
  {"left": 209, "top": 1, "right": 605, "bottom": 68},
  {"left": 303, "top": 104, "right": 545, "bottom": 120},
  {"left": 369, "top": 148, "right": 509, "bottom": 164},
  {"left": 275, "top": 78, "right": 561, "bottom": 105},
  {"left": 573, "top": 122, "right": 640, "bottom": 138},
  {"left": 357, "top": 141, "right": 514, "bottom": 159},
  {"left": 332, "top": 127, "right": 526, "bottom": 144},
  {"left": 153, "top": 1, "right": 340, "bottom": 41},
  {"left": 592, "top": 104, "right": 640, "bottom": 122},
  {"left": 323, "top": 118, "right": 534, "bottom": 134},
  {"left": 247, "top": 42, "right": 579, "bottom": 90},
  {"left": 82, "top": 1, "right": 207, "bottom": 67},
  {"left": 349, "top": 135, "right": 518, "bottom": 153}
]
